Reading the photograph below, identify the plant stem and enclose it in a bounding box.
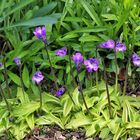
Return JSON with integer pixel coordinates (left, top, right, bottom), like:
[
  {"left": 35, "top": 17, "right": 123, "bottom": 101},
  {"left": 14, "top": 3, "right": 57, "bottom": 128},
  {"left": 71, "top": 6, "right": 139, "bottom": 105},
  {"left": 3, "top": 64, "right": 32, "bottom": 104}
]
[
  {"left": 68, "top": 47, "right": 77, "bottom": 87},
  {"left": 76, "top": 69, "right": 89, "bottom": 113},
  {"left": 122, "top": 52, "right": 131, "bottom": 96},
  {"left": 90, "top": 73, "right": 93, "bottom": 87},
  {"left": 38, "top": 84, "right": 42, "bottom": 112},
  {"left": 95, "top": 46, "right": 99, "bottom": 95},
  {"left": 44, "top": 43, "right": 58, "bottom": 91},
  {"left": 114, "top": 49, "right": 118, "bottom": 95},
  {"left": 67, "top": 88, "right": 75, "bottom": 105},
  {"left": 96, "top": 71, "right": 99, "bottom": 96},
  {"left": 19, "top": 64, "right": 25, "bottom": 100},
  {"left": 0, "top": 82, "right": 11, "bottom": 113},
  {"left": 102, "top": 60, "right": 112, "bottom": 119},
  {"left": 3, "top": 59, "right": 11, "bottom": 98}
]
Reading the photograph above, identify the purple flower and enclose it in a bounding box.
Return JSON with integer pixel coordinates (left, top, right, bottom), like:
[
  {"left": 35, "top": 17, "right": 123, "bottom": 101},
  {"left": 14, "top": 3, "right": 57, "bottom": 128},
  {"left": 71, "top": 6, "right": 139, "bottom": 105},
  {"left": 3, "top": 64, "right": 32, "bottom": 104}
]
[
  {"left": 14, "top": 57, "right": 21, "bottom": 66},
  {"left": 33, "top": 26, "right": 46, "bottom": 42},
  {"left": 55, "top": 47, "right": 67, "bottom": 57},
  {"left": 56, "top": 87, "right": 65, "bottom": 96},
  {"left": 72, "top": 53, "right": 83, "bottom": 70},
  {"left": 0, "top": 62, "right": 2, "bottom": 68},
  {"left": 115, "top": 42, "right": 126, "bottom": 52},
  {"left": 32, "top": 71, "right": 44, "bottom": 84},
  {"left": 84, "top": 58, "right": 99, "bottom": 73},
  {"left": 99, "top": 40, "right": 115, "bottom": 49},
  {"left": 132, "top": 53, "right": 140, "bottom": 66}
]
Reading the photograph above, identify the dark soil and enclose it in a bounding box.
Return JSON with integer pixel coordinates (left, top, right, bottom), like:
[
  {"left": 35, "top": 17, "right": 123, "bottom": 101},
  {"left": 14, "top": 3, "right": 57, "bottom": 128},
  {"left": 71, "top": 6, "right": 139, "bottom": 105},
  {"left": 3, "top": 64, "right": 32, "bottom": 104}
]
[{"left": 24, "top": 125, "right": 100, "bottom": 140}]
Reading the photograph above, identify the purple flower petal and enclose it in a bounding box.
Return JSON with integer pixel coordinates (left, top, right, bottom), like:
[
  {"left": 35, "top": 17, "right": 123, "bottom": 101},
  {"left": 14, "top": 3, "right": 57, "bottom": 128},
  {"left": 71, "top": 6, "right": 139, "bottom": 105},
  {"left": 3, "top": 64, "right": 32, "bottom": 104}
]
[
  {"left": 33, "top": 26, "right": 46, "bottom": 42},
  {"left": 84, "top": 58, "right": 99, "bottom": 73},
  {"left": 56, "top": 87, "right": 65, "bottom": 96},
  {"left": 115, "top": 42, "right": 126, "bottom": 52},
  {"left": 132, "top": 53, "right": 140, "bottom": 66},
  {"left": 0, "top": 62, "right": 2, "bottom": 68},
  {"left": 99, "top": 40, "right": 115, "bottom": 49},
  {"left": 55, "top": 47, "right": 67, "bottom": 57},
  {"left": 32, "top": 71, "right": 44, "bottom": 84},
  {"left": 72, "top": 53, "right": 83, "bottom": 70},
  {"left": 14, "top": 57, "right": 21, "bottom": 66}
]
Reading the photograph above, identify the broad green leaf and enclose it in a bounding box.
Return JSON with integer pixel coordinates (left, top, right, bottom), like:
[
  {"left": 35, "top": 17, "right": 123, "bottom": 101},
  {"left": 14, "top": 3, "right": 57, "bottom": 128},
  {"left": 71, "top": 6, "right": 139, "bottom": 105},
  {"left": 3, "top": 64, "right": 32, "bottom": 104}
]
[
  {"left": 26, "top": 114, "right": 34, "bottom": 129},
  {"left": 86, "top": 118, "right": 107, "bottom": 137},
  {"left": 79, "top": 35, "right": 101, "bottom": 42},
  {"left": 3, "top": 0, "right": 34, "bottom": 18},
  {"left": 113, "top": 128, "right": 125, "bottom": 140},
  {"left": 99, "top": 128, "right": 110, "bottom": 139},
  {"left": 17, "top": 87, "right": 30, "bottom": 103},
  {"left": 8, "top": 71, "right": 21, "bottom": 86},
  {"left": 13, "top": 102, "right": 39, "bottom": 117},
  {"left": 101, "top": 14, "right": 118, "bottom": 21},
  {"left": 63, "top": 98, "right": 73, "bottom": 117},
  {"left": 80, "top": 0, "right": 102, "bottom": 25},
  {"left": 47, "top": 113, "right": 64, "bottom": 129},
  {"left": 66, "top": 112, "right": 92, "bottom": 129},
  {"left": 42, "top": 92, "right": 61, "bottom": 105},
  {"left": 22, "top": 65, "right": 30, "bottom": 88},
  {"left": 72, "top": 87, "right": 80, "bottom": 106},
  {"left": 33, "top": 2, "right": 57, "bottom": 17},
  {"left": 126, "top": 122, "right": 140, "bottom": 129},
  {"left": 36, "top": 116, "right": 51, "bottom": 125}
]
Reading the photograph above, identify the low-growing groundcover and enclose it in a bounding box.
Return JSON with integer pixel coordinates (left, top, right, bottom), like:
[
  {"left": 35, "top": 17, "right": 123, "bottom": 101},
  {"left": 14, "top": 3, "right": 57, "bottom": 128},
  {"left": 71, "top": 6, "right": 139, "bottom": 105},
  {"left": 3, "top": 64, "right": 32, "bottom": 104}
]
[{"left": 0, "top": 0, "right": 140, "bottom": 140}]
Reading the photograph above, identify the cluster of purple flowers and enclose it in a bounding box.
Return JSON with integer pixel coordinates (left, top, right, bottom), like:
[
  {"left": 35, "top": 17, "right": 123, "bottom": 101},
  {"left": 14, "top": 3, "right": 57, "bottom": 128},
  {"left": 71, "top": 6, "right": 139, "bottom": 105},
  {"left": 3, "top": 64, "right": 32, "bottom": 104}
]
[
  {"left": 32, "top": 27, "right": 140, "bottom": 97},
  {"left": 99, "top": 39, "right": 126, "bottom": 52},
  {"left": 99, "top": 39, "right": 140, "bottom": 66}
]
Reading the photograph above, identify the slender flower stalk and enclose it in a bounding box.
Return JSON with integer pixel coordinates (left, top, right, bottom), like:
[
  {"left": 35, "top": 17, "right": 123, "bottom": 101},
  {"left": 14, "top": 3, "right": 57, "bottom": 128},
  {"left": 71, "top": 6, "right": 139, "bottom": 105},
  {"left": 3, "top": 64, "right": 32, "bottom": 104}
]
[
  {"left": 38, "top": 84, "right": 42, "bottom": 111},
  {"left": 76, "top": 69, "right": 89, "bottom": 113},
  {"left": 114, "top": 47, "right": 118, "bottom": 95},
  {"left": 68, "top": 48, "right": 77, "bottom": 87},
  {"left": 44, "top": 44, "right": 58, "bottom": 90},
  {"left": 14, "top": 57, "right": 25, "bottom": 99},
  {"left": 0, "top": 82, "right": 11, "bottom": 113},
  {"left": 3, "top": 58, "right": 11, "bottom": 98},
  {"left": 32, "top": 71, "right": 44, "bottom": 111},
  {"left": 102, "top": 60, "right": 112, "bottom": 119},
  {"left": 34, "top": 26, "right": 58, "bottom": 91},
  {"left": 95, "top": 47, "right": 99, "bottom": 95},
  {"left": 114, "top": 42, "right": 126, "bottom": 95},
  {"left": 72, "top": 52, "right": 89, "bottom": 113}
]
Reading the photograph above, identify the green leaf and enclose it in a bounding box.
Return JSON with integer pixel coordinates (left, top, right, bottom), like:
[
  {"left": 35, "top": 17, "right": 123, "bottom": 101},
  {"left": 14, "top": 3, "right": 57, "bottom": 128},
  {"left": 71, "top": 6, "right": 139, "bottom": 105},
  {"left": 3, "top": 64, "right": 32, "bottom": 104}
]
[
  {"left": 3, "top": 0, "right": 35, "bottom": 18},
  {"left": 17, "top": 87, "right": 30, "bottom": 103},
  {"left": 26, "top": 114, "right": 34, "bottom": 129},
  {"left": 99, "top": 128, "right": 110, "bottom": 139},
  {"left": 113, "top": 128, "right": 125, "bottom": 140},
  {"left": 47, "top": 113, "right": 64, "bottom": 129},
  {"left": 79, "top": 35, "right": 102, "bottom": 42},
  {"left": 42, "top": 92, "right": 61, "bottom": 105},
  {"left": 80, "top": 0, "right": 102, "bottom": 25},
  {"left": 0, "top": 14, "right": 61, "bottom": 30},
  {"left": 126, "top": 122, "right": 140, "bottom": 129},
  {"left": 63, "top": 98, "right": 73, "bottom": 117},
  {"left": 66, "top": 112, "right": 92, "bottom": 129},
  {"left": 101, "top": 14, "right": 118, "bottom": 21},
  {"left": 33, "top": 2, "right": 57, "bottom": 17},
  {"left": 8, "top": 71, "right": 21, "bottom": 86},
  {"left": 72, "top": 87, "right": 80, "bottom": 106},
  {"left": 22, "top": 65, "right": 30, "bottom": 88},
  {"left": 13, "top": 102, "right": 39, "bottom": 117}
]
